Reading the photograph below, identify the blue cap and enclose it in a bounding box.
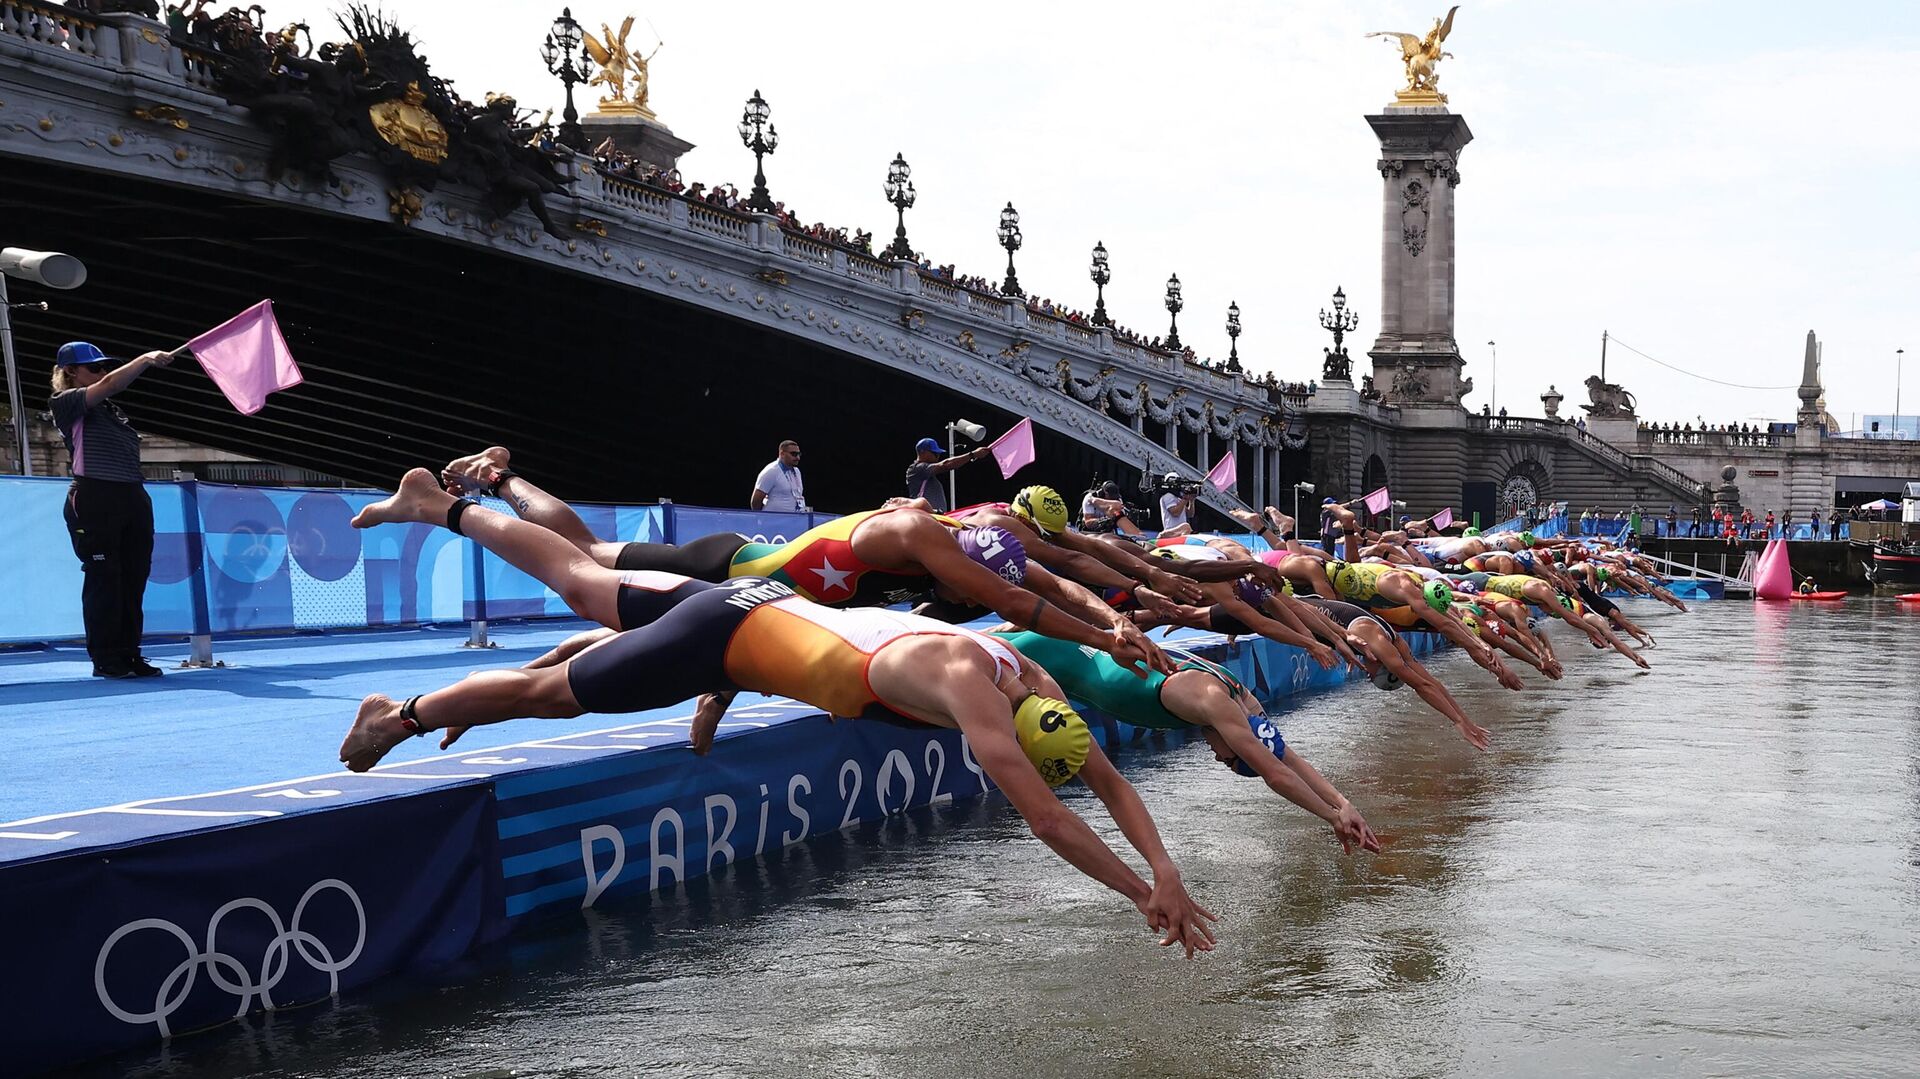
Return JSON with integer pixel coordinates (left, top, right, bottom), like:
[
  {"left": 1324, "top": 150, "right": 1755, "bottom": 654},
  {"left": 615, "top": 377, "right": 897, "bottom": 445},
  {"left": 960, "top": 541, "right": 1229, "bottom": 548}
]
[
  {"left": 916, "top": 437, "right": 946, "bottom": 455},
  {"left": 56, "top": 341, "right": 114, "bottom": 366},
  {"left": 1322, "top": 497, "right": 1337, "bottom": 505},
  {"left": 1230, "top": 713, "right": 1286, "bottom": 777}
]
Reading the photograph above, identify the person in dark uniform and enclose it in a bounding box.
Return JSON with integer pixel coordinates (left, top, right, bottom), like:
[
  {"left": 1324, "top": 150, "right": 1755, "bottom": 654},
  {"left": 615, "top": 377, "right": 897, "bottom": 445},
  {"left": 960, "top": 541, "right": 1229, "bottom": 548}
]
[{"left": 49, "top": 341, "right": 172, "bottom": 678}]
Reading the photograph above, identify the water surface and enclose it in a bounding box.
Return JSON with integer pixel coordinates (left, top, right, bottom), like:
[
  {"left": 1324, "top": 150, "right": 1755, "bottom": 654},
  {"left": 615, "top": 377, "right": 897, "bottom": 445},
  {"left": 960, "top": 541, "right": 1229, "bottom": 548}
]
[{"left": 71, "top": 599, "right": 1920, "bottom": 1078}]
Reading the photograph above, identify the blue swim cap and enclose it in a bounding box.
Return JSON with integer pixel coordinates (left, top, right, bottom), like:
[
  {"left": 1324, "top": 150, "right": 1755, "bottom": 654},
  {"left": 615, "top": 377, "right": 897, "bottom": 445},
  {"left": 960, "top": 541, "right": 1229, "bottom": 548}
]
[
  {"left": 954, "top": 526, "right": 1026, "bottom": 585},
  {"left": 1229, "top": 713, "right": 1286, "bottom": 777}
]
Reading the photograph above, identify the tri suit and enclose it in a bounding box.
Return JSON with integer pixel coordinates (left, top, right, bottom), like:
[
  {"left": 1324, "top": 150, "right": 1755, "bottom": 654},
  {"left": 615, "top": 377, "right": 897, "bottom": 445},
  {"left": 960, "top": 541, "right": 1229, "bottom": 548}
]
[
  {"left": 569, "top": 575, "right": 1020, "bottom": 721},
  {"left": 992, "top": 630, "right": 1248, "bottom": 732},
  {"left": 612, "top": 508, "right": 960, "bottom": 607}
]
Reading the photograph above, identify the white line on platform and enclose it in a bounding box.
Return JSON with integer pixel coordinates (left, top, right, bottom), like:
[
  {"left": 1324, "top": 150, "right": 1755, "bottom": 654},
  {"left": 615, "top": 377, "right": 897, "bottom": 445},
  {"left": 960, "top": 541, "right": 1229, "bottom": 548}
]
[
  {"left": 354, "top": 771, "right": 495, "bottom": 780},
  {"left": 0, "top": 700, "right": 820, "bottom": 830},
  {"left": 0, "top": 830, "right": 79, "bottom": 841},
  {"left": 109, "top": 808, "right": 283, "bottom": 819}
]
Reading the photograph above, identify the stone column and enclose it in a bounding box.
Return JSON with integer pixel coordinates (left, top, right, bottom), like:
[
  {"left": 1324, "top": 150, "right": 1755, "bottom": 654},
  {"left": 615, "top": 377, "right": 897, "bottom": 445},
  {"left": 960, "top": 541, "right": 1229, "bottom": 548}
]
[
  {"left": 1253, "top": 439, "right": 1267, "bottom": 512},
  {"left": 1367, "top": 109, "right": 1473, "bottom": 409}
]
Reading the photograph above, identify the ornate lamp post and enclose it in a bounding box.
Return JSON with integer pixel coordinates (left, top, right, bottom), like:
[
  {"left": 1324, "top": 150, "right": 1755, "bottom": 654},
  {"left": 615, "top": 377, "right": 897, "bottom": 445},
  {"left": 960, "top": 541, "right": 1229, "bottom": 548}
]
[
  {"left": 1089, "top": 241, "right": 1111, "bottom": 327},
  {"left": 996, "top": 202, "right": 1023, "bottom": 297},
  {"left": 540, "top": 8, "right": 594, "bottom": 152},
  {"left": 882, "top": 152, "right": 916, "bottom": 259},
  {"left": 1224, "top": 301, "right": 1242, "bottom": 372},
  {"left": 737, "top": 89, "right": 778, "bottom": 213},
  {"left": 1318, "top": 285, "right": 1359, "bottom": 381},
  {"left": 1163, "top": 273, "right": 1183, "bottom": 351}
]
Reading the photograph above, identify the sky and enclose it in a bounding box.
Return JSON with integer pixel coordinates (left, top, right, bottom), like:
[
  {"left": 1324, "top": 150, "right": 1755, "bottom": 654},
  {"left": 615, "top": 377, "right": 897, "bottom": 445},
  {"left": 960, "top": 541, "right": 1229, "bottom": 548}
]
[{"left": 289, "top": 1, "right": 1918, "bottom": 430}]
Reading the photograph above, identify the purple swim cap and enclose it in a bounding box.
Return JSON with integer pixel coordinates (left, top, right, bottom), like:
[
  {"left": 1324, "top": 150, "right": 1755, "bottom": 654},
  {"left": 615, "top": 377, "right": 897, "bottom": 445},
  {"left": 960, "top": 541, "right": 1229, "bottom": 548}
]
[
  {"left": 955, "top": 525, "right": 1027, "bottom": 585},
  {"left": 1234, "top": 576, "right": 1274, "bottom": 610}
]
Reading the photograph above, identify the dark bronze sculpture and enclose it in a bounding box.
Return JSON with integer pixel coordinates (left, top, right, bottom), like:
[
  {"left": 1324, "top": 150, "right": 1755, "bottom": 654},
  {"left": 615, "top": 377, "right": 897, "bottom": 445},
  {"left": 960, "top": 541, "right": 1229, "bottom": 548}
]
[{"left": 196, "top": 4, "right": 572, "bottom": 235}]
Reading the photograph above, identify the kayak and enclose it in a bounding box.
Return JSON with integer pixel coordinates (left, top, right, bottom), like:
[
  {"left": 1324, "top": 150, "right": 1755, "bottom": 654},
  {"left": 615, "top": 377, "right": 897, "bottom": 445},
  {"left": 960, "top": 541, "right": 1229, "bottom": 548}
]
[
  {"left": 1898, "top": 593, "right": 1920, "bottom": 603},
  {"left": 1788, "top": 591, "right": 1848, "bottom": 600}
]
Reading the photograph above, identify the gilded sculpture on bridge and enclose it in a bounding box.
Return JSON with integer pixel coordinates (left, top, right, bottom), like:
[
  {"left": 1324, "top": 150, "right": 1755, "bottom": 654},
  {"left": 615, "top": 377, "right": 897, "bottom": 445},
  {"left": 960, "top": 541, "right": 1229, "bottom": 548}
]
[
  {"left": 582, "top": 16, "right": 663, "bottom": 118},
  {"left": 1367, "top": 5, "right": 1459, "bottom": 106}
]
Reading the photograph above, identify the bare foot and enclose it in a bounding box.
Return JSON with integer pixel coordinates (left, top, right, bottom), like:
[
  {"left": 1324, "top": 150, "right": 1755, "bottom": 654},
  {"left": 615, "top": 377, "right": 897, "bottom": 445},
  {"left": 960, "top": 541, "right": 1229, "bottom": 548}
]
[
  {"left": 689, "top": 692, "right": 731, "bottom": 755},
  {"left": 1265, "top": 506, "right": 1296, "bottom": 534},
  {"left": 352, "top": 468, "right": 453, "bottom": 529},
  {"left": 341, "top": 693, "right": 410, "bottom": 772},
  {"left": 1228, "top": 508, "right": 1265, "bottom": 531},
  {"left": 441, "top": 446, "right": 512, "bottom": 495}
]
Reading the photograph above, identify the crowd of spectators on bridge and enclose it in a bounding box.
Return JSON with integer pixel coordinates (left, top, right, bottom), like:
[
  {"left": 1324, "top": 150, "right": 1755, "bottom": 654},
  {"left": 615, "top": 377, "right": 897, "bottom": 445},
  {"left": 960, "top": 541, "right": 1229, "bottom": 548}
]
[{"left": 1640, "top": 420, "right": 1778, "bottom": 447}]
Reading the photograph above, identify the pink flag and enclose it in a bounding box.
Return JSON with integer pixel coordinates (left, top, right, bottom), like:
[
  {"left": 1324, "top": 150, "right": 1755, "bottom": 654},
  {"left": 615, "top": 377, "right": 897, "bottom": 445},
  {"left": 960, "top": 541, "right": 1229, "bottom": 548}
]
[
  {"left": 1206, "top": 451, "right": 1237, "bottom": 492},
  {"left": 1431, "top": 507, "right": 1454, "bottom": 530},
  {"left": 989, "top": 418, "right": 1036, "bottom": 479},
  {"left": 180, "top": 300, "right": 303, "bottom": 415},
  {"left": 1364, "top": 486, "right": 1392, "bottom": 514}
]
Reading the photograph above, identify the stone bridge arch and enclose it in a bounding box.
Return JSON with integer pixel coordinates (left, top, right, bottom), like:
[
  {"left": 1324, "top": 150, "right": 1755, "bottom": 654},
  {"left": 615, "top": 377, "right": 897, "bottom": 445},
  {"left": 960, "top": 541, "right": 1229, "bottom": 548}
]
[{"left": 1491, "top": 445, "right": 1553, "bottom": 516}]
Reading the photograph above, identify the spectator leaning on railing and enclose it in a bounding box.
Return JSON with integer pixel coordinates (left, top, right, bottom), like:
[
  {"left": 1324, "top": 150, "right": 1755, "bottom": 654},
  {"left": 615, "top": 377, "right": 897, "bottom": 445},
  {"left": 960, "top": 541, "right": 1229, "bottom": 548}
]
[{"left": 49, "top": 341, "right": 174, "bottom": 679}]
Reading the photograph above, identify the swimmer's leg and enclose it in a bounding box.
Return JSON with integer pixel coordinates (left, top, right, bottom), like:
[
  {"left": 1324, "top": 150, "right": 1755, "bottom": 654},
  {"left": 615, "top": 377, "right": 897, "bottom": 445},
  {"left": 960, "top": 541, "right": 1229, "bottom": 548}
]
[
  {"left": 354, "top": 469, "right": 624, "bottom": 629},
  {"left": 444, "top": 448, "right": 627, "bottom": 567},
  {"left": 341, "top": 663, "right": 582, "bottom": 772}
]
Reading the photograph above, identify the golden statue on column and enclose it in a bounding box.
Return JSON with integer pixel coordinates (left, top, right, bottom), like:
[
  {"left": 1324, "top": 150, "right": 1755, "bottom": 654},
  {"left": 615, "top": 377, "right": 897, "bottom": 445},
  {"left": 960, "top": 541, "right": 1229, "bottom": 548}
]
[
  {"left": 582, "top": 15, "right": 664, "bottom": 119},
  {"left": 1367, "top": 5, "right": 1458, "bottom": 107}
]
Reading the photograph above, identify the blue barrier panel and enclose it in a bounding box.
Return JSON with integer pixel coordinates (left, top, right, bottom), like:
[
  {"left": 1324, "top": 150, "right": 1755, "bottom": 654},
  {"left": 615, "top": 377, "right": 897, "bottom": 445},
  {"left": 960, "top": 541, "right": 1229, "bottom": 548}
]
[
  {"left": 1, "top": 787, "right": 500, "bottom": 1075},
  {"left": 0, "top": 476, "right": 199, "bottom": 644},
  {"left": 671, "top": 504, "right": 816, "bottom": 545},
  {"left": 196, "top": 484, "right": 473, "bottom": 632}
]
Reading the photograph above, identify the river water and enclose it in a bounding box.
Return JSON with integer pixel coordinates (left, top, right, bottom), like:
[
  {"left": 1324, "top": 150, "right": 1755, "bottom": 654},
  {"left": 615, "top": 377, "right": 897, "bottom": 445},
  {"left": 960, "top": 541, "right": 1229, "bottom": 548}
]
[{"left": 77, "top": 598, "right": 1920, "bottom": 1078}]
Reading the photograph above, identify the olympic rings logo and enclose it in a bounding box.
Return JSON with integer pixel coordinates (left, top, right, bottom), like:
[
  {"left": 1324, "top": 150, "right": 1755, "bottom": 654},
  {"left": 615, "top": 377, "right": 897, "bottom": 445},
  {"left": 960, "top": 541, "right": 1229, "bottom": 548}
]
[{"left": 94, "top": 879, "right": 366, "bottom": 1037}]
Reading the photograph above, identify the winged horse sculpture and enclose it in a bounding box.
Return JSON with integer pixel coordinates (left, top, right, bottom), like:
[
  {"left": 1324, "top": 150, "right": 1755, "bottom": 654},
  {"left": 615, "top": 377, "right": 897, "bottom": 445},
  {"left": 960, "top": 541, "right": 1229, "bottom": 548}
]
[{"left": 1367, "top": 6, "right": 1459, "bottom": 96}]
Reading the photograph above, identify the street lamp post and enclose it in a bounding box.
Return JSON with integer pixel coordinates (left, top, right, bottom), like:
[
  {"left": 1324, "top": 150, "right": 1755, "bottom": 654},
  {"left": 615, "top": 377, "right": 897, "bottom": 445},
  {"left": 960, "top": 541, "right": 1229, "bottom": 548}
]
[
  {"left": 1318, "top": 285, "right": 1359, "bottom": 382},
  {"left": 1224, "top": 301, "right": 1242, "bottom": 372},
  {"left": 1897, "top": 347, "right": 1905, "bottom": 435},
  {"left": 1292, "top": 481, "right": 1315, "bottom": 539},
  {"left": 540, "top": 8, "right": 594, "bottom": 152},
  {"left": 1487, "top": 339, "right": 1498, "bottom": 415},
  {"left": 1164, "top": 273, "right": 1183, "bottom": 351},
  {"left": 996, "top": 203, "right": 1023, "bottom": 297},
  {"left": 883, "top": 153, "right": 916, "bottom": 259},
  {"left": 1089, "top": 241, "right": 1111, "bottom": 327},
  {"left": 737, "top": 89, "right": 778, "bottom": 213},
  {"left": 0, "top": 247, "right": 88, "bottom": 476}
]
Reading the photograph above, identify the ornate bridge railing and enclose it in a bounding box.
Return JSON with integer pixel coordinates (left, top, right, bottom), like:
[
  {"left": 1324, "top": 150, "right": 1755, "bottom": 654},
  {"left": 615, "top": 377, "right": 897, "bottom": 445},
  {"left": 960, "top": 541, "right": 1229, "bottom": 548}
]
[
  {"left": 1467, "top": 414, "right": 1704, "bottom": 500},
  {"left": 0, "top": 7, "right": 1295, "bottom": 513}
]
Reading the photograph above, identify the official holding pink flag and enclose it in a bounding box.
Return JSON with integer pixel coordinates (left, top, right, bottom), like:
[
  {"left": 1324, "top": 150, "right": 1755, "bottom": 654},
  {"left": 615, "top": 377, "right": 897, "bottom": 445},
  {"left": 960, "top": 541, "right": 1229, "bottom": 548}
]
[{"left": 49, "top": 341, "right": 174, "bottom": 678}]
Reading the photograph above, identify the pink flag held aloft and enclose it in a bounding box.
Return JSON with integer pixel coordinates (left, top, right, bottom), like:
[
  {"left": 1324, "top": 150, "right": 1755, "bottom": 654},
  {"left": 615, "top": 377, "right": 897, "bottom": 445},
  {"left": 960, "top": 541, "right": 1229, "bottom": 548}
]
[
  {"left": 989, "top": 418, "right": 1036, "bottom": 479},
  {"left": 1431, "top": 507, "right": 1454, "bottom": 530},
  {"left": 179, "top": 300, "right": 304, "bottom": 415},
  {"left": 1364, "top": 486, "right": 1392, "bottom": 515},
  {"left": 1206, "top": 451, "right": 1237, "bottom": 492}
]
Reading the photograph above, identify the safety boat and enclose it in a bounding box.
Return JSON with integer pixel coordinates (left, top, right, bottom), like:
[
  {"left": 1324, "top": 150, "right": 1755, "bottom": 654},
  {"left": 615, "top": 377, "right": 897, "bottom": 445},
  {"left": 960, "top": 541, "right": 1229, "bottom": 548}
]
[{"left": 1863, "top": 540, "right": 1920, "bottom": 587}]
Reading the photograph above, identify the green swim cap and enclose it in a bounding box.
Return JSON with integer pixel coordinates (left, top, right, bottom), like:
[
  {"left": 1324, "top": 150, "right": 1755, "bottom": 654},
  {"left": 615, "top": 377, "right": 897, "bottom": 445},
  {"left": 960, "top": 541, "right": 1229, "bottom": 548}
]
[
  {"left": 1597, "top": 566, "right": 1611, "bottom": 584},
  {"left": 1463, "top": 527, "right": 1481, "bottom": 537},
  {"left": 1520, "top": 531, "right": 1535, "bottom": 546},
  {"left": 1423, "top": 579, "right": 1453, "bottom": 612}
]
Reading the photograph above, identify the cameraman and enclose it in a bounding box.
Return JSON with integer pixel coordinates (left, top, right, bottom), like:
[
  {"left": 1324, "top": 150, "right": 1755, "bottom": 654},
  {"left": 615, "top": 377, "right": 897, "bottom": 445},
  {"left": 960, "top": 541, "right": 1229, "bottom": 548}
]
[
  {"left": 1080, "top": 480, "right": 1144, "bottom": 536},
  {"left": 1157, "top": 472, "right": 1197, "bottom": 537}
]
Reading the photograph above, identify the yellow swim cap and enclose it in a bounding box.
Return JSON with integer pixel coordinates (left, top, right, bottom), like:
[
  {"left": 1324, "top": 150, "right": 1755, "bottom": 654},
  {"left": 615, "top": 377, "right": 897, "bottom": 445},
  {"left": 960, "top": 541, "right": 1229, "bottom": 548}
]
[
  {"left": 1010, "top": 485, "right": 1069, "bottom": 537},
  {"left": 1013, "top": 694, "right": 1090, "bottom": 787}
]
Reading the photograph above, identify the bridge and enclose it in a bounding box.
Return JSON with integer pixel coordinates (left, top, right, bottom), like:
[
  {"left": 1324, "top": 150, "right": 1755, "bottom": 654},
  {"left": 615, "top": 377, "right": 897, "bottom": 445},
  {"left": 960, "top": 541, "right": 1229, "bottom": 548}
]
[{"left": 0, "top": 5, "right": 1294, "bottom": 512}]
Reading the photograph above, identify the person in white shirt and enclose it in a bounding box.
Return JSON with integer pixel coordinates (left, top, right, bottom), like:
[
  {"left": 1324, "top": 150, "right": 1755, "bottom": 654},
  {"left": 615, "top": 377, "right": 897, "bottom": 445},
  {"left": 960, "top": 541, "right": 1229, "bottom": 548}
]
[
  {"left": 1158, "top": 473, "right": 1196, "bottom": 536},
  {"left": 751, "top": 440, "right": 806, "bottom": 511}
]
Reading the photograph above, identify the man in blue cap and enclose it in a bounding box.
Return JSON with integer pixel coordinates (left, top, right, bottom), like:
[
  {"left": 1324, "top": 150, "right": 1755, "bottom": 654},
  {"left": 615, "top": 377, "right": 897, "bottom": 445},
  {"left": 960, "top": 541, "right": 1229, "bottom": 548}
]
[
  {"left": 903, "top": 435, "right": 991, "bottom": 513},
  {"left": 49, "top": 341, "right": 173, "bottom": 677}
]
